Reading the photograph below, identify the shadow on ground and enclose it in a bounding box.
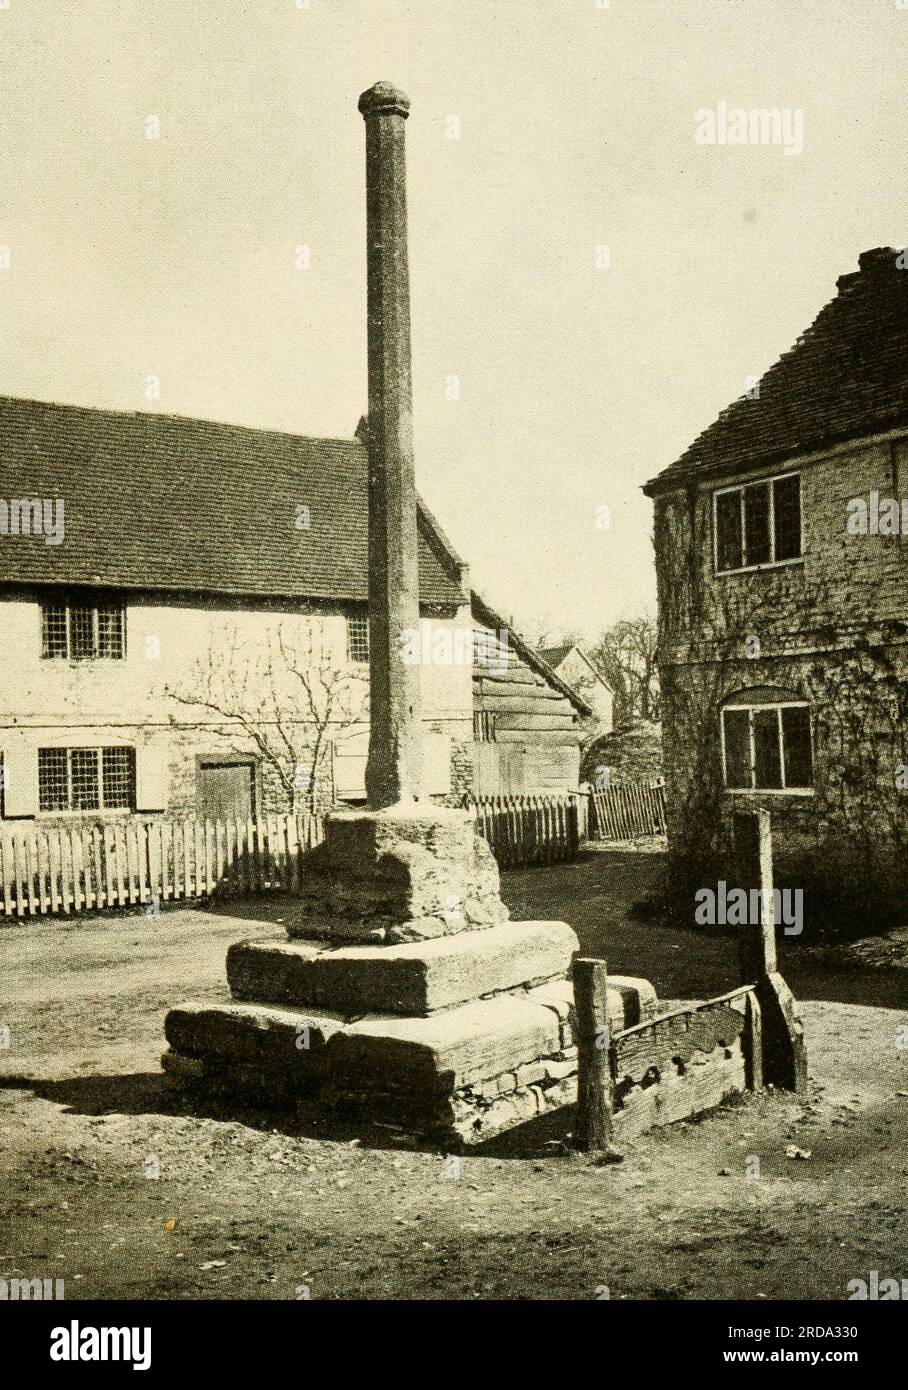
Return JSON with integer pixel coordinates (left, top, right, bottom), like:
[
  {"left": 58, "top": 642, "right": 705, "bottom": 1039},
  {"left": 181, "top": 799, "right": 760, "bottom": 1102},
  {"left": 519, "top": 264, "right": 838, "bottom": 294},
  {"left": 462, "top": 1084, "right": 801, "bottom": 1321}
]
[
  {"left": 500, "top": 851, "right": 908, "bottom": 1009},
  {"left": 0, "top": 1069, "right": 578, "bottom": 1158}
]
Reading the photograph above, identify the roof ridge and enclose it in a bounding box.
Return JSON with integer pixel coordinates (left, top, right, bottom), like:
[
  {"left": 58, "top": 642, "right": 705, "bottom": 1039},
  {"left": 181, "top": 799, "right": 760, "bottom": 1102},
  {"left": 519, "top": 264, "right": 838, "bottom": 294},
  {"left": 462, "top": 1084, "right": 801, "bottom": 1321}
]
[{"left": 0, "top": 392, "right": 366, "bottom": 450}]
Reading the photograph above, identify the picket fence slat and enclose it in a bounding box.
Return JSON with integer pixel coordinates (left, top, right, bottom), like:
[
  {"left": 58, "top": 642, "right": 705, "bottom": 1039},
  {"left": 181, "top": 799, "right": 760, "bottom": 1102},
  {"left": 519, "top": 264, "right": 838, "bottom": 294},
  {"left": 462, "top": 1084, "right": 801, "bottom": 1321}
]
[
  {"left": 589, "top": 778, "right": 667, "bottom": 842},
  {"left": 467, "top": 792, "right": 581, "bottom": 869},
  {"left": 0, "top": 811, "right": 326, "bottom": 921}
]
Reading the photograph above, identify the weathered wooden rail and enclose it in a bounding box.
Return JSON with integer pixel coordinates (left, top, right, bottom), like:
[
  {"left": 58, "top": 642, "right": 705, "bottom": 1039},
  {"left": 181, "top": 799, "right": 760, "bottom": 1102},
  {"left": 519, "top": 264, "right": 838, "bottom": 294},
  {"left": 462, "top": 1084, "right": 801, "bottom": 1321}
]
[
  {"left": 573, "top": 808, "right": 807, "bottom": 1148},
  {"left": 588, "top": 778, "right": 667, "bottom": 841}
]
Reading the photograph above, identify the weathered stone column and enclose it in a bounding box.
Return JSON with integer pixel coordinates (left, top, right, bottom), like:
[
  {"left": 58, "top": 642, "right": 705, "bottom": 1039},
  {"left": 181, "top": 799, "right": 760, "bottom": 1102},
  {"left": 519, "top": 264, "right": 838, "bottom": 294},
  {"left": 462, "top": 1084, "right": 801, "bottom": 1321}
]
[
  {"left": 359, "top": 81, "right": 423, "bottom": 809},
  {"left": 160, "top": 81, "right": 659, "bottom": 1152}
]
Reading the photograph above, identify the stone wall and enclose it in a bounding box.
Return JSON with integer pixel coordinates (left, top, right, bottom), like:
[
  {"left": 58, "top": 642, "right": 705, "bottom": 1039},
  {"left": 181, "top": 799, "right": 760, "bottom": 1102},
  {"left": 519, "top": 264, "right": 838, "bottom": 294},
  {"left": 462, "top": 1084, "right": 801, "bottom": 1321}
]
[{"left": 653, "top": 431, "right": 908, "bottom": 932}]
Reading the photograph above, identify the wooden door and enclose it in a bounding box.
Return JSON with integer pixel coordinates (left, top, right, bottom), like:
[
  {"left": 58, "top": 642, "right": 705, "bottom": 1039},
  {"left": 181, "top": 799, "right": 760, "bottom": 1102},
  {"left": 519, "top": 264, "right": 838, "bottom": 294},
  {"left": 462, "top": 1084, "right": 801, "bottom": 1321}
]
[{"left": 197, "top": 761, "right": 255, "bottom": 820}]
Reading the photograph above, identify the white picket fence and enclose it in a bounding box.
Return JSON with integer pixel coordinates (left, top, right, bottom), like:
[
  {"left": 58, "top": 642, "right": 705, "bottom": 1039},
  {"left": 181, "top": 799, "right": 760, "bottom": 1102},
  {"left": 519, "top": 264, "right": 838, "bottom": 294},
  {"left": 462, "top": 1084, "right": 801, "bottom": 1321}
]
[
  {"left": 469, "top": 793, "right": 580, "bottom": 867},
  {"left": 0, "top": 784, "right": 663, "bottom": 920},
  {"left": 0, "top": 813, "right": 324, "bottom": 918}
]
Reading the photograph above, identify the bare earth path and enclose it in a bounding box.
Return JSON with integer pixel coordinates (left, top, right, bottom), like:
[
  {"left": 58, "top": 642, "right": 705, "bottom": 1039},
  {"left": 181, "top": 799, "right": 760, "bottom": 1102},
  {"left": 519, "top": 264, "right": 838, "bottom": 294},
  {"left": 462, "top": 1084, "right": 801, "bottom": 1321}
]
[{"left": 1, "top": 851, "right": 906, "bottom": 1300}]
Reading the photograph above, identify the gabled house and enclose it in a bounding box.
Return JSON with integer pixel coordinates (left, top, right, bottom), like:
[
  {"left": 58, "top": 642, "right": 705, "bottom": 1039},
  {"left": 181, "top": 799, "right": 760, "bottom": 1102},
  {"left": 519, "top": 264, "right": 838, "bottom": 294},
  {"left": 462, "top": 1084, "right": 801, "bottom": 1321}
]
[
  {"left": 537, "top": 642, "right": 614, "bottom": 732},
  {"left": 643, "top": 247, "right": 908, "bottom": 924},
  {"left": 0, "top": 394, "right": 587, "bottom": 820}
]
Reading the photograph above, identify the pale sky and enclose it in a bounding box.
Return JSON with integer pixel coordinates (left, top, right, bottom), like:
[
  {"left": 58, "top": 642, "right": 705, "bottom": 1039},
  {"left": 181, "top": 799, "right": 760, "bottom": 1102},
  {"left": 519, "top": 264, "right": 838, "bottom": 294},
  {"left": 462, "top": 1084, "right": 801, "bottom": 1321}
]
[{"left": 0, "top": 0, "right": 905, "bottom": 641}]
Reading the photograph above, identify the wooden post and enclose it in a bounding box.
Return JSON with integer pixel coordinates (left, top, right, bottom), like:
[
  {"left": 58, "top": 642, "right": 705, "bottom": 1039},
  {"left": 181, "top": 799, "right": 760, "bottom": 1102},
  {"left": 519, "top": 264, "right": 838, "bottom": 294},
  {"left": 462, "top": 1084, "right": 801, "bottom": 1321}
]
[
  {"left": 757, "top": 970, "right": 808, "bottom": 1094},
  {"left": 733, "top": 809, "right": 807, "bottom": 1094},
  {"left": 733, "top": 808, "right": 777, "bottom": 983},
  {"left": 572, "top": 956, "right": 614, "bottom": 1151},
  {"left": 742, "top": 990, "right": 763, "bottom": 1091},
  {"left": 568, "top": 795, "right": 580, "bottom": 858}
]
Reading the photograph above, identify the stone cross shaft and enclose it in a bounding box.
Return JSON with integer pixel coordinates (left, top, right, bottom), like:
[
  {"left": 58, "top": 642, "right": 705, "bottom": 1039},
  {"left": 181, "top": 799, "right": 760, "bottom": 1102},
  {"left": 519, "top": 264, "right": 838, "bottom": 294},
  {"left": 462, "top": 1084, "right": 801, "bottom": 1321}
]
[{"left": 358, "top": 81, "right": 423, "bottom": 809}]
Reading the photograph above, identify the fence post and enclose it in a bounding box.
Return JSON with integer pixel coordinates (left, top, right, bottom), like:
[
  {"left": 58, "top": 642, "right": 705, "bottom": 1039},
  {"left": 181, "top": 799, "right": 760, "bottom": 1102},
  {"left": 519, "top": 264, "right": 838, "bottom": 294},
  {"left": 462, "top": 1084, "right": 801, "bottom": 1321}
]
[
  {"left": 572, "top": 956, "right": 614, "bottom": 1151},
  {"left": 568, "top": 796, "right": 579, "bottom": 858}
]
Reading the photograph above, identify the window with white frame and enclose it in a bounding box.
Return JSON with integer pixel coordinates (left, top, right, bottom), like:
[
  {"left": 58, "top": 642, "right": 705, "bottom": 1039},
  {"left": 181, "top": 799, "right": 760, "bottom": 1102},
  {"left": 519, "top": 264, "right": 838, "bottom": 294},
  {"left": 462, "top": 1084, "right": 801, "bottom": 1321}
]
[
  {"left": 721, "top": 699, "right": 813, "bottom": 791},
  {"left": 41, "top": 597, "right": 126, "bottom": 659},
  {"left": 38, "top": 747, "right": 136, "bottom": 812},
  {"left": 714, "top": 472, "right": 802, "bottom": 573},
  {"left": 347, "top": 614, "right": 369, "bottom": 663}
]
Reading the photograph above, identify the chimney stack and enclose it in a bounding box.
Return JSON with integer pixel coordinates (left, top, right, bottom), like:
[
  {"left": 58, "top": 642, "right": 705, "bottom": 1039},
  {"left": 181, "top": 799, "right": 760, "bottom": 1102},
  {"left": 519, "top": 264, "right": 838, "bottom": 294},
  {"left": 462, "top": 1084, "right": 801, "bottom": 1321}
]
[{"left": 358, "top": 81, "right": 423, "bottom": 808}]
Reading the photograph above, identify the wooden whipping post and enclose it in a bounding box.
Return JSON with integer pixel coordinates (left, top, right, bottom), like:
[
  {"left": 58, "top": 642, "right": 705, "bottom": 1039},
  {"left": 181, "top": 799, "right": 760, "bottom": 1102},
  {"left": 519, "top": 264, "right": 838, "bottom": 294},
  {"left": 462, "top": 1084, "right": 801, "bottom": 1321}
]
[
  {"left": 733, "top": 807, "right": 777, "bottom": 983},
  {"left": 573, "top": 956, "right": 614, "bottom": 1150},
  {"left": 731, "top": 808, "right": 807, "bottom": 1094}
]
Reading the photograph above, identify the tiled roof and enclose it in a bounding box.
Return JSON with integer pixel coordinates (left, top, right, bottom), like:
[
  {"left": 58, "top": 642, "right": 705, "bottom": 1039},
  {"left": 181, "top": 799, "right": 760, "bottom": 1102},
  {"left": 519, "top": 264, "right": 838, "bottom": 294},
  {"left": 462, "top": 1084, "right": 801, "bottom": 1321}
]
[
  {"left": 643, "top": 248, "right": 908, "bottom": 496},
  {"left": 0, "top": 395, "right": 464, "bottom": 606},
  {"left": 537, "top": 642, "right": 575, "bottom": 669}
]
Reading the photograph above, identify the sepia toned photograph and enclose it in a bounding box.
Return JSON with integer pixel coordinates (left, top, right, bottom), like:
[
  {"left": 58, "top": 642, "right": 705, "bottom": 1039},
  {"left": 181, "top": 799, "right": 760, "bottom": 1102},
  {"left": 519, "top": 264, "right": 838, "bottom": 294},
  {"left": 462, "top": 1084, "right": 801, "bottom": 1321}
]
[{"left": 1, "top": 0, "right": 905, "bottom": 1363}]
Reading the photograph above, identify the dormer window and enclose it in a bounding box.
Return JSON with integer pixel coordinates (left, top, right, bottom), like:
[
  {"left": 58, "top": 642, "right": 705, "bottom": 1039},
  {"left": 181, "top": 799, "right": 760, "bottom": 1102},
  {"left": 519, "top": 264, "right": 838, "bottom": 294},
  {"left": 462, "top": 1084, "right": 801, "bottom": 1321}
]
[
  {"left": 41, "top": 597, "right": 126, "bottom": 660},
  {"left": 714, "top": 472, "right": 802, "bottom": 573}
]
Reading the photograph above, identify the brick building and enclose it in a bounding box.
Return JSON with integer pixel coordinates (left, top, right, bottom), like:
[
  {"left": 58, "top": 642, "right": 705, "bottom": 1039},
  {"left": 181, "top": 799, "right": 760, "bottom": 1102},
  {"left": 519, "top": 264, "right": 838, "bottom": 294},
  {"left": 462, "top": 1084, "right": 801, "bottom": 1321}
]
[
  {"left": 0, "top": 395, "right": 588, "bottom": 821},
  {"left": 643, "top": 248, "right": 908, "bottom": 926}
]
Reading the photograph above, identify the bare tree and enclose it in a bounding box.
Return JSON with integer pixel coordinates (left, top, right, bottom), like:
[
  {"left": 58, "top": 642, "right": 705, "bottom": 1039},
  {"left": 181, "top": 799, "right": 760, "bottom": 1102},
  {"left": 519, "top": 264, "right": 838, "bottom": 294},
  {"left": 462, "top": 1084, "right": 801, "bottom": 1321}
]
[
  {"left": 588, "top": 614, "right": 660, "bottom": 724},
  {"left": 165, "top": 620, "right": 368, "bottom": 812},
  {"left": 521, "top": 612, "right": 564, "bottom": 650}
]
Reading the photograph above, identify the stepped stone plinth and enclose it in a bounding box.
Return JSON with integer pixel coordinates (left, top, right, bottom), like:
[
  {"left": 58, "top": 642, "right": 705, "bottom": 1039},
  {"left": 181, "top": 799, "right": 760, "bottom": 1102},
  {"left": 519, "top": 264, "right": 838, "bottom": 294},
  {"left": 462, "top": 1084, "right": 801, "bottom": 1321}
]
[{"left": 161, "top": 818, "right": 659, "bottom": 1144}]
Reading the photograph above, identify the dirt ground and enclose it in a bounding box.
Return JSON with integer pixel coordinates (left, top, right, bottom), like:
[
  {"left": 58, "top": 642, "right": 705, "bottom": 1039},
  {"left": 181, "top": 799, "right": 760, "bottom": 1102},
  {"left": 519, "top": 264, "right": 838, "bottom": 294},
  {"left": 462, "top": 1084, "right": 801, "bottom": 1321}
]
[{"left": 1, "top": 850, "right": 906, "bottom": 1301}]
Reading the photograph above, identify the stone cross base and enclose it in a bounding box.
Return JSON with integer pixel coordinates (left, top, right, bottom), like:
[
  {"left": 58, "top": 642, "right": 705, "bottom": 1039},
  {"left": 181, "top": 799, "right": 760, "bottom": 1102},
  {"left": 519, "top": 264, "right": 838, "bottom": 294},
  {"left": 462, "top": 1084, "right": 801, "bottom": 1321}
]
[
  {"left": 161, "top": 804, "right": 658, "bottom": 1144},
  {"left": 288, "top": 805, "right": 510, "bottom": 944},
  {"left": 162, "top": 918, "right": 657, "bottom": 1146}
]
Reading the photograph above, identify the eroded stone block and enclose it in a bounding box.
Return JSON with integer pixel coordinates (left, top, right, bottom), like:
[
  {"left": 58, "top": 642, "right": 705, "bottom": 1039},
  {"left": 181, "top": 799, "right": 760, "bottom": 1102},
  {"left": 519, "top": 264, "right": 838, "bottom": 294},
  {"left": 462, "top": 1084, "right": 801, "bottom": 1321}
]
[
  {"left": 288, "top": 805, "right": 509, "bottom": 942},
  {"left": 326, "top": 993, "right": 562, "bottom": 1095},
  {"left": 164, "top": 1002, "right": 344, "bottom": 1066},
  {"left": 229, "top": 919, "right": 578, "bottom": 1016},
  {"left": 608, "top": 975, "right": 660, "bottom": 1027}
]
